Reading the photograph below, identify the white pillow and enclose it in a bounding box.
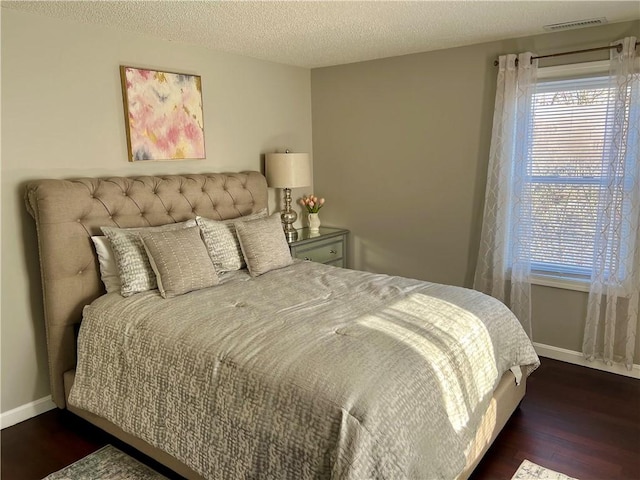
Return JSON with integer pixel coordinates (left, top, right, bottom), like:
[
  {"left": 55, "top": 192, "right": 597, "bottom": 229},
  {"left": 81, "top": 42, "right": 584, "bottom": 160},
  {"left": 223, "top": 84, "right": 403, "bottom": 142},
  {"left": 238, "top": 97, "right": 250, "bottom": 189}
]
[
  {"left": 236, "top": 214, "right": 293, "bottom": 277},
  {"left": 91, "top": 236, "right": 121, "bottom": 294},
  {"left": 195, "top": 209, "right": 267, "bottom": 273}
]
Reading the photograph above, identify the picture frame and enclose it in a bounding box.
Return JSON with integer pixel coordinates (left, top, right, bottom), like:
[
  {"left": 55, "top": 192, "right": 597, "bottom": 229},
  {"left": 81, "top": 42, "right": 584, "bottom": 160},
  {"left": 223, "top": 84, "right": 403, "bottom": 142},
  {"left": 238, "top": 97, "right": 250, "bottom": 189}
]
[{"left": 120, "top": 66, "right": 206, "bottom": 161}]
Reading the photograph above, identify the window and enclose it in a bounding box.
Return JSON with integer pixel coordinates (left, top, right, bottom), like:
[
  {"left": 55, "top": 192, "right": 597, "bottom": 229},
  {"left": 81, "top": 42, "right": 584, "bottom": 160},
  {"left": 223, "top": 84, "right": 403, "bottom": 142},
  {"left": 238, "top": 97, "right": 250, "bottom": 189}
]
[{"left": 522, "top": 61, "right": 637, "bottom": 290}]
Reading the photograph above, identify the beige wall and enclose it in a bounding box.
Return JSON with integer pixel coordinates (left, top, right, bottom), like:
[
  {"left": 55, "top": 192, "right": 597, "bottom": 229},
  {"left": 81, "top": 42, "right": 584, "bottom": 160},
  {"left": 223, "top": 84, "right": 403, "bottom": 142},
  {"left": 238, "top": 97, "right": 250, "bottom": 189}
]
[
  {"left": 311, "top": 21, "right": 640, "bottom": 355},
  {"left": 2, "top": 8, "right": 638, "bottom": 415},
  {"left": 1, "top": 9, "right": 312, "bottom": 413}
]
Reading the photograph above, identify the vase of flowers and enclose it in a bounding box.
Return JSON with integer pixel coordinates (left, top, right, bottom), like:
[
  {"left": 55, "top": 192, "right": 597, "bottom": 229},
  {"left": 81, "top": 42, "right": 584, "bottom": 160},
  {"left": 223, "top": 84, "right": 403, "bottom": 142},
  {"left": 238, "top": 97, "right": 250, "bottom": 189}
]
[
  {"left": 300, "top": 195, "right": 325, "bottom": 232},
  {"left": 308, "top": 213, "right": 321, "bottom": 232}
]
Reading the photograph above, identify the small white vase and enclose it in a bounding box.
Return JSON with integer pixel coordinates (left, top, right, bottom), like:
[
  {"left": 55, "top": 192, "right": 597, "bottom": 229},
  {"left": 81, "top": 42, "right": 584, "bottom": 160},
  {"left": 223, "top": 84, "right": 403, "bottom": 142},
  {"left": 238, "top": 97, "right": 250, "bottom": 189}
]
[{"left": 308, "top": 213, "right": 321, "bottom": 232}]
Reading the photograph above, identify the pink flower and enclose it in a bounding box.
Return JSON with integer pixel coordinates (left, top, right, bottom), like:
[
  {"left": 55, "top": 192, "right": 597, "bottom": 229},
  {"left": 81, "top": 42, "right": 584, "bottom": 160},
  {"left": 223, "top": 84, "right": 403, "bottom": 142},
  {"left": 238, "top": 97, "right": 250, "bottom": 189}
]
[{"left": 300, "top": 194, "right": 326, "bottom": 213}]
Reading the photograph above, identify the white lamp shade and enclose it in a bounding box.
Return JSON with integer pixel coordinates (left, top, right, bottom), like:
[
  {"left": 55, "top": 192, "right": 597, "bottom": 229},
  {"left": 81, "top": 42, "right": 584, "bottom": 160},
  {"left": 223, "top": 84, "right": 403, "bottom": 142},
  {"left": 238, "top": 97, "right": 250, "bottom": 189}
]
[{"left": 265, "top": 152, "right": 311, "bottom": 188}]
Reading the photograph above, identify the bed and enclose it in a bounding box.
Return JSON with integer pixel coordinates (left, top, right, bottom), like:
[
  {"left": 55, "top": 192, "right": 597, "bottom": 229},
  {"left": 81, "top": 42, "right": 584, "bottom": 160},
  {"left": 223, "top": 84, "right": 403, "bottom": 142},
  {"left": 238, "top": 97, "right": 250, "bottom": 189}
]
[{"left": 25, "top": 171, "right": 539, "bottom": 480}]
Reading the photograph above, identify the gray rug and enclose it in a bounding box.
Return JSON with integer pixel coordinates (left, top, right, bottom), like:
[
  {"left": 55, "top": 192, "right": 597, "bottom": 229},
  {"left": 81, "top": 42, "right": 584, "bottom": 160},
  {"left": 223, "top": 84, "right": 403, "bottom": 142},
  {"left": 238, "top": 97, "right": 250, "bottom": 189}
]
[
  {"left": 512, "top": 459, "right": 578, "bottom": 480},
  {"left": 45, "top": 449, "right": 576, "bottom": 480},
  {"left": 43, "top": 445, "right": 168, "bottom": 480}
]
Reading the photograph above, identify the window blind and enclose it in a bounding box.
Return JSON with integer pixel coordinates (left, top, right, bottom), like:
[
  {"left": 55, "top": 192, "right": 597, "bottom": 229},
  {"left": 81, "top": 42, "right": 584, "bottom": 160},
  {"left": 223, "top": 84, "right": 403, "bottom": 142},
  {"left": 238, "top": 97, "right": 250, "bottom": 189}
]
[{"left": 523, "top": 75, "right": 617, "bottom": 278}]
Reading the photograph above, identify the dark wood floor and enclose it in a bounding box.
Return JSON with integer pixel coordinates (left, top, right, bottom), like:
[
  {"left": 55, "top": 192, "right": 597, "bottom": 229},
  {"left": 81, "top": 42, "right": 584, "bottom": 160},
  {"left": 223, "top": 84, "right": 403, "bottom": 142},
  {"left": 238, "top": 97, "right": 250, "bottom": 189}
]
[
  {"left": 2, "top": 358, "right": 639, "bottom": 480},
  {"left": 470, "top": 358, "right": 640, "bottom": 480}
]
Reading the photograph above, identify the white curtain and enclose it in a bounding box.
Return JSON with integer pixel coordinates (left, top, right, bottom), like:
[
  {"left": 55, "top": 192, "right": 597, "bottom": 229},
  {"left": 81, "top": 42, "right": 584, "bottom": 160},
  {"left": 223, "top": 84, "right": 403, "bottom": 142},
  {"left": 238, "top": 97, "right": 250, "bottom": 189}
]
[
  {"left": 583, "top": 37, "right": 640, "bottom": 368},
  {"left": 474, "top": 53, "right": 537, "bottom": 338}
]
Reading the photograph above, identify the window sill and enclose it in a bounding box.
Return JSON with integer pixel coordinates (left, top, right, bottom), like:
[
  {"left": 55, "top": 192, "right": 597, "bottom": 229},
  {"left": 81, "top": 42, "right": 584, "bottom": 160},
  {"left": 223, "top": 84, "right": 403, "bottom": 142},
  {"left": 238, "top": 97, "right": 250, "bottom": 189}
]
[{"left": 530, "top": 273, "right": 591, "bottom": 293}]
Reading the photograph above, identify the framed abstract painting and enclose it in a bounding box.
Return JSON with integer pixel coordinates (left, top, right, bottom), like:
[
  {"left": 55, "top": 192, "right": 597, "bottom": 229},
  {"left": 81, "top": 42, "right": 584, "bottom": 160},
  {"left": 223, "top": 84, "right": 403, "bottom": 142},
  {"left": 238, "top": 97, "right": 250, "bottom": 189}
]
[{"left": 120, "top": 66, "right": 206, "bottom": 161}]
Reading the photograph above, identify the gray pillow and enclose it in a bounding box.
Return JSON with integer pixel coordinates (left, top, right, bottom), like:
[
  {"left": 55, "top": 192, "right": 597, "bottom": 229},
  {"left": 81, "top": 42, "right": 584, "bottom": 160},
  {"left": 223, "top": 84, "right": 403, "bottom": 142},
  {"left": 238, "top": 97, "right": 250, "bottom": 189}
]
[
  {"left": 101, "top": 220, "right": 196, "bottom": 297},
  {"left": 140, "top": 226, "right": 219, "bottom": 298},
  {"left": 236, "top": 214, "right": 293, "bottom": 277},
  {"left": 195, "top": 209, "right": 267, "bottom": 273}
]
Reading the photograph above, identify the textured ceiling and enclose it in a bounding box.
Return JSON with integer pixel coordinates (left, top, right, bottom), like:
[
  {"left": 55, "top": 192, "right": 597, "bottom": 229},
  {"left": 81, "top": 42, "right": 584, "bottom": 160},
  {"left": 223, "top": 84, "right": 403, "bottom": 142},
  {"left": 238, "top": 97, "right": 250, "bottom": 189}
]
[{"left": 3, "top": 1, "right": 640, "bottom": 68}]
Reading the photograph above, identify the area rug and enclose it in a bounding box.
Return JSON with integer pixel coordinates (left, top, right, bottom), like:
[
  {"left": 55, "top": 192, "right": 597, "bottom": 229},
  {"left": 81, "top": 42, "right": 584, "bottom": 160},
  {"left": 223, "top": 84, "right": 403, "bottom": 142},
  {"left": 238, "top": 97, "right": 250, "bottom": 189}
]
[
  {"left": 43, "top": 445, "right": 168, "bottom": 480},
  {"left": 512, "top": 459, "right": 578, "bottom": 480}
]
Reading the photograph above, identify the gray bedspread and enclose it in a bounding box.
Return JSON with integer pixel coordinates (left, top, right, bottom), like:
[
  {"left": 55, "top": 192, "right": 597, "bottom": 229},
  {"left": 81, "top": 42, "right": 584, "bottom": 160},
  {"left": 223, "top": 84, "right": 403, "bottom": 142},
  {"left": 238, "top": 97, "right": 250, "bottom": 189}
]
[{"left": 69, "top": 261, "right": 539, "bottom": 479}]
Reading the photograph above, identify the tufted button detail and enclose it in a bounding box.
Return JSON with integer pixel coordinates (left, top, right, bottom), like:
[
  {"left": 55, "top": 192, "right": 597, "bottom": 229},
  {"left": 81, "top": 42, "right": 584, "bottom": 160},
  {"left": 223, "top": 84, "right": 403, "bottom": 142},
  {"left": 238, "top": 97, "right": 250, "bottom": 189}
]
[
  {"left": 76, "top": 218, "right": 82, "bottom": 223},
  {"left": 77, "top": 269, "right": 84, "bottom": 275}
]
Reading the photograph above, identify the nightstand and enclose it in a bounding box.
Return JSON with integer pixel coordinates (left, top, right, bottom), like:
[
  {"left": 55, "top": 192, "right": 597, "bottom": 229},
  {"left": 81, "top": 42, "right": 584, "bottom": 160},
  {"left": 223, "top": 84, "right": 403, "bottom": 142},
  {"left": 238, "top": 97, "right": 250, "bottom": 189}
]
[{"left": 288, "top": 227, "right": 349, "bottom": 268}]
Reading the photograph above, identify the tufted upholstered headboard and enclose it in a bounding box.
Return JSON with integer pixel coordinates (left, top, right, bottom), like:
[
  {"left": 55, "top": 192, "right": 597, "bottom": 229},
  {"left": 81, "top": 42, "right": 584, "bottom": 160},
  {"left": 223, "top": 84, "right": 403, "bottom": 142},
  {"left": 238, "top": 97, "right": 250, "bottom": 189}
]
[{"left": 25, "top": 171, "right": 268, "bottom": 408}]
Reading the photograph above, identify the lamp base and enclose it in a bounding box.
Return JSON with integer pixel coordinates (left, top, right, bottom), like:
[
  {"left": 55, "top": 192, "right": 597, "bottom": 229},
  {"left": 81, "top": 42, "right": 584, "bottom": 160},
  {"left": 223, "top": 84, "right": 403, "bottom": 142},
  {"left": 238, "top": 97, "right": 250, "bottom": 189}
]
[
  {"left": 284, "top": 227, "right": 298, "bottom": 243},
  {"left": 281, "top": 212, "right": 298, "bottom": 243},
  {"left": 280, "top": 187, "right": 299, "bottom": 243}
]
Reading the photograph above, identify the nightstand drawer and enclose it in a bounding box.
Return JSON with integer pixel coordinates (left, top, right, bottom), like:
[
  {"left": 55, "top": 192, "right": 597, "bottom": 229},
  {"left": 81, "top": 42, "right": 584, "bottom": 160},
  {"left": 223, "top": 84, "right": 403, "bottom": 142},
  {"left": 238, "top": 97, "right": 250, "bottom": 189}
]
[
  {"left": 292, "top": 238, "right": 343, "bottom": 264},
  {"left": 288, "top": 227, "right": 349, "bottom": 268}
]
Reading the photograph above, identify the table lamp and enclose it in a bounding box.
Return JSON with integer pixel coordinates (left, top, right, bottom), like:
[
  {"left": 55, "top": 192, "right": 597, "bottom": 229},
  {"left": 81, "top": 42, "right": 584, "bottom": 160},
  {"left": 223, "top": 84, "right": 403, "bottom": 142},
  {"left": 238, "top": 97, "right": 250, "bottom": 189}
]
[{"left": 265, "top": 151, "right": 312, "bottom": 242}]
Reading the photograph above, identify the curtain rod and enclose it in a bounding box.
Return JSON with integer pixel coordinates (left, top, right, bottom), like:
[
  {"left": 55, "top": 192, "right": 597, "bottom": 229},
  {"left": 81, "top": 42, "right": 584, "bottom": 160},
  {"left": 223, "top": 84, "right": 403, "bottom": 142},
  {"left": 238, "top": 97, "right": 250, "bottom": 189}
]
[{"left": 493, "top": 41, "right": 639, "bottom": 66}]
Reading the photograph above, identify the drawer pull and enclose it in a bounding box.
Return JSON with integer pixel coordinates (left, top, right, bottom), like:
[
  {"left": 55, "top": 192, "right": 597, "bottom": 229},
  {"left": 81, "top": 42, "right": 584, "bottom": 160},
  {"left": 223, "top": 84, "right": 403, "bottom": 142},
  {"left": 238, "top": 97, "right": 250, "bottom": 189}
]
[{"left": 329, "top": 249, "right": 337, "bottom": 255}]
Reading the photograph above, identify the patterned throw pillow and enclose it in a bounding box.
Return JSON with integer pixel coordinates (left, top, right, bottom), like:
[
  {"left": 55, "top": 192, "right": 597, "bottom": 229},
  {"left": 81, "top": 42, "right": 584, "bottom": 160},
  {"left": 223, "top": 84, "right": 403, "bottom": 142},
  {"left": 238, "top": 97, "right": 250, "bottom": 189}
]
[
  {"left": 236, "top": 214, "right": 293, "bottom": 277},
  {"left": 101, "top": 220, "right": 196, "bottom": 297},
  {"left": 195, "top": 209, "right": 267, "bottom": 273},
  {"left": 140, "top": 226, "right": 219, "bottom": 298}
]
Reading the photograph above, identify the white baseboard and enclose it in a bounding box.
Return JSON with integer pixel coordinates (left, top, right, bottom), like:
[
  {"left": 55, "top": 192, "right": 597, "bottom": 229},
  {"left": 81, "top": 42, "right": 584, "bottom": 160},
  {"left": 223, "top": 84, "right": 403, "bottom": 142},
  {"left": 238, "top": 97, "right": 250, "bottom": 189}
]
[
  {"left": 534, "top": 342, "right": 640, "bottom": 379},
  {"left": 1, "top": 395, "right": 56, "bottom": 429}
]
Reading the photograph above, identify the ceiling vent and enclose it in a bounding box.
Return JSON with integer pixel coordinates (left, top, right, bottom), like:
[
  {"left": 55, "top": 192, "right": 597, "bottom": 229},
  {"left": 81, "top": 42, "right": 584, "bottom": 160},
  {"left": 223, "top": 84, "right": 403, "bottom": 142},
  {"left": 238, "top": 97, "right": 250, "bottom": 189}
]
[{"left": 543, "top": 18, "right": 608, "bottom": 31}]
